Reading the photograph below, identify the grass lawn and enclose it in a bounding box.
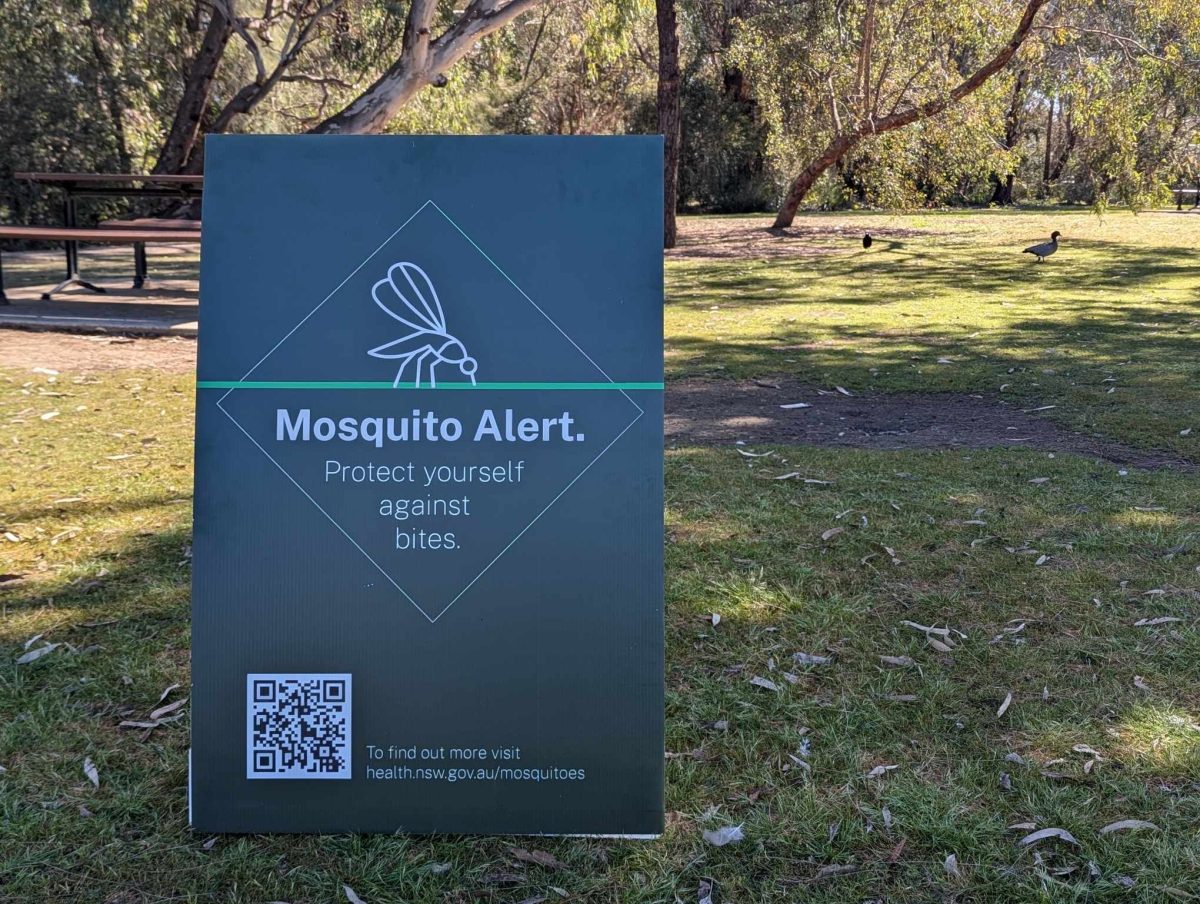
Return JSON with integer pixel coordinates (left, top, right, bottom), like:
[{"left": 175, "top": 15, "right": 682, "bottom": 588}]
[
  {"left": 667, "top": 208, "right": 1200, "bottom": 453},
  {"left": 2, "top": 209, "right": 1199, "bottom": 902}
]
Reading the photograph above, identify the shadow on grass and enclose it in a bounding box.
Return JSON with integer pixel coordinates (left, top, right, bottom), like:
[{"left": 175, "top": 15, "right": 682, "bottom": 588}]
[
  {"left": 0, "top": 525, "right": 191, "bottom": 625},
  {"left": 2, "top": 492, "right": 191, "bottom": 528}
]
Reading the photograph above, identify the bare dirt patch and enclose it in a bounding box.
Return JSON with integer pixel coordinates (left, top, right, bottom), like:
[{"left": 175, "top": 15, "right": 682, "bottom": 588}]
[
  {"left": 1, "top": 329, "right": 1186, "bottom": 469},
  {"left": 667, "top": 378, "right": 1190, "bottom": 470},
  {"left": 0, "top": 328, "right": 196, "bottom": 373},
  {"left": 667, "top": 216, "right": 932, "bottom": 262}
]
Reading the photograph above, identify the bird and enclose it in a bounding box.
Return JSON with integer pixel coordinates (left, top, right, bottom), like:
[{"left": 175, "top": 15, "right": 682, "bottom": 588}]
[
  {"left": 862, "top": 233, "right": 873, "bottom": 249},
  {"left": 1023, "top": 230, "right": 1061, "bottom": 262}
]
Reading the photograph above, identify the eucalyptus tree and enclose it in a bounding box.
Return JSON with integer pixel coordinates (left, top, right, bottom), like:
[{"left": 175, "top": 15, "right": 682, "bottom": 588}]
[
  {"left": 731, "top": 0, "right": 1050, "bottom": 226},
  {"left": 153, "top": 0, "right": 549, "bottom": 173},
  {"left": 1036, "top": 0, "right": 1200, "bottom": 206},
  {"left": 312, "top": 0, "right": 547, "bottom": 132},
  {"left": 658, "top": 0, "right": 682, "bottom": 246}
]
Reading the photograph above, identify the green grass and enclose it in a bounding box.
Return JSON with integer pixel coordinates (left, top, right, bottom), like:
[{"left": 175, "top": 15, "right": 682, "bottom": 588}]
[
  {"left": 2, "top": 209, "right": 1199, "bottom": 902},
  {"left": 667, "top": 208, "right": 1200, "bottom": 453}
]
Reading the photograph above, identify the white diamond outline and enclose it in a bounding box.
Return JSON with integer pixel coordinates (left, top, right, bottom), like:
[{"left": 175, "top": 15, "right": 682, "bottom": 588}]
[{"left": 213, "top": 199, "right": 647, "bottom": 624}]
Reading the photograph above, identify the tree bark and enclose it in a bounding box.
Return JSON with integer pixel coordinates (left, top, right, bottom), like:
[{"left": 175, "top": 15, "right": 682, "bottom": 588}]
[
  {"left": 1048, "top": 105, "right": 1075, "bottom": 182},
  {"left": 154, "top": 5, "right": 232, "bottom": 174},
  {"left": 991, "top": 67, "right": 1027, "bottom": 204},
  {"left": 774, "top": 134, "right": 862, "bottom": 227},
  {"left": 656, "top": 0, "right": 681, "bottom": 249},
  {"left": 312, "top": 0, "right": 544, "bottom": 134},
  {"left": 1042, "top": 95, "right": 1055, "bottom": 190},
  {"left": 773, "top": 0, "right": 1049, "bottom": 227}
]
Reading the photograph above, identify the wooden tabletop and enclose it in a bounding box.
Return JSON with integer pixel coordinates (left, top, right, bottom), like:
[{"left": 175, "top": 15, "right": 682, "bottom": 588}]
[
  {"left": 0, "top": 225, "right": 201, "bottom": 242},
  {"left": 14, "top": 172, "right": 204, "bottom": 185}
]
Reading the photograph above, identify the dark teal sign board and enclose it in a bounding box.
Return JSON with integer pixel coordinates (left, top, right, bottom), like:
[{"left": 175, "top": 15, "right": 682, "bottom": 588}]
[{"left": 190, "top": 136, "right": 664, "bottom": 835}]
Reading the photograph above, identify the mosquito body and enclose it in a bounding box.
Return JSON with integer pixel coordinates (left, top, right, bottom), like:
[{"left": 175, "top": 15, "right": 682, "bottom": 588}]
[{"left": 367, "top": 261, "right": 478, "bottom": 388}]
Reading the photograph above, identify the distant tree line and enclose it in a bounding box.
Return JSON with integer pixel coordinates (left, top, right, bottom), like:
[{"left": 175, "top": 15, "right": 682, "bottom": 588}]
[{"left": 2, "top": 0, "right": 1197, "bottom": 240}]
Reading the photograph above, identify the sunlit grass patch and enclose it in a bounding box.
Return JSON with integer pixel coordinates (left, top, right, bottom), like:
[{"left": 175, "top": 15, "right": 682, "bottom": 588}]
[
  {"left": 667, "top": 209, "right": 1200, "bottom": 453},
  {"left": 1113, "top": 704, "right": 1200, "bottom": 774}
]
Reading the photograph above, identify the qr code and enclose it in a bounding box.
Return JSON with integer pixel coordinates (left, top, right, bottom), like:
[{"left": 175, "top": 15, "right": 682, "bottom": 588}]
[{"left": 246, "top": 673, "right": 352, "bottom": 780}]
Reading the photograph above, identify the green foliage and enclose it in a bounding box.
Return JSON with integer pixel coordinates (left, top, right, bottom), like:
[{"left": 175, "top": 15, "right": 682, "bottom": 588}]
[
  {"left": 1, "top": 0, "right": 1198, "bottom": 217},
  {"left": 0, "top": 0, "right": 191, "bottom": 222},
  {"left": 675, "top": 79, "right": 776, "bottom": 213}
]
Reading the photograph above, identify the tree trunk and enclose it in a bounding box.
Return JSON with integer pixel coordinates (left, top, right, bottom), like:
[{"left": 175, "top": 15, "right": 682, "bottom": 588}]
[
  {"left": 773, "top": 135, "right": 860, "bottom": 228},
  {"left": 773, "top": 0, "right": 1048, "bottom": 227},
  {"left": 1048, "top": 105, "right": 1075, "bottom": 182},
  {"left": 656, "top": 0, "right": 681, "bottom": 249},
  {"left": 1042, "top": 95, "right": 1055, "bottom": 190},
  {"left": 991, "top": 67, "right": 1027, "bottom": 204},
  {"left": 154, "top": 6, "right": 232, "bottom": 173}
]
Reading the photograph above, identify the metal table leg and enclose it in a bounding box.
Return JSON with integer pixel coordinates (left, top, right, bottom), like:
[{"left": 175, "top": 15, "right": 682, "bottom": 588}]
[
  {"left": 132, "top": 242, "right": 148, "bottom": 289},
  {"left": 40, "top": 189, "right": 105, "bottom": 300}
]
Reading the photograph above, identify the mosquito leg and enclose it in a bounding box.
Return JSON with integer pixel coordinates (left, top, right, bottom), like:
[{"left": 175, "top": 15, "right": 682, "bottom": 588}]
[
  {"left": 429, "top": 357, "right": 439, "bottom": 389},
  {"left": 414, "top": 349, "right": 431, "bottom": 389},
  {"left": 393, "top": 349, "right": 421, "bottom": 388}
]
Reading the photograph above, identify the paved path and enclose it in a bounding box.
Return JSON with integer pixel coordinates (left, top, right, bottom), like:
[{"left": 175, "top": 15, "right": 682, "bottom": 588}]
[
  {"left": 0, "top": 285, "right": 197, "bottom": 336},
  {"left": 1, "top": 245, "right": 199, "bottom": 335}
]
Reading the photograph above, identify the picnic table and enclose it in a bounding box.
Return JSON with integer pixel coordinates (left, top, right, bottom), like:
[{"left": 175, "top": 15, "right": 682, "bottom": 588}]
[
  {"left": 1172, "top": 186, "right": 1200, "bottom": 210},
  {"left": 1, "top": 172, "right": 203, "bottom": 302}
]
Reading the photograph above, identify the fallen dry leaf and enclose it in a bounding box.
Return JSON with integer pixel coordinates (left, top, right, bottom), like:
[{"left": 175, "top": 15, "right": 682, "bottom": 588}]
[
  {"left": 155, "top": 683, "right": 181, "bottom": 705},
  {"left": 1098, "top": 819, "right": 1160, "bottom": 835},
  {"left": 1134, "top": 616, "right": 1182, "bottom": 627},
  {"left": 343, "top": 886, "right": 366, "bottom": 904},
  {"left": 16, "top": 643, "right": 61, "bottom": 664},
  {"left": 793, "top": 652, "right": 830, "bottom": 666},
  {"left": 815, "top": 863, "right": 857, "bottom": 879},
  {"left": 1019, "top": 827, "right": 1079, "bottom": 847},
  {"left": 702, "top": 825, "right": 744, "bottom": 846},
  {"left": 82, "top": 757, "right": 99, "bottom": 789},
  {"left": 749, "top": 676, "right": 780, "bottom": 692},
  {"left": 997, "top": 692, "right": 1013, "bottom": 718},
  {"left": 149, "top": 697, "right": 188, "bottom": 721},
  {"left": 927, "top": 636, "right": 955, "bottom": 653},
  {"left": 511, "top": 848, "right": 567, "bottom": 870}
]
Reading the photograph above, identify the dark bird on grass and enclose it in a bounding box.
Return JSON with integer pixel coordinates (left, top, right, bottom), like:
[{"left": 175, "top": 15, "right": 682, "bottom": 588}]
[
  {"left": 1023, "top": 230, "right": 1061, "bottom": 262},
  {"left": 862, "top": 233, "right": 873, "bottom": 249}
]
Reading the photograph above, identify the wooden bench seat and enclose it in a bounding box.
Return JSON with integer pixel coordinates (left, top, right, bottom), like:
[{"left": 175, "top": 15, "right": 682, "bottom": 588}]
[
  {"left": 99, "top": 218, "right": 201, "bottom": 231},
  {"left": 0, "top": 225, "right": 201, "bottom": 302}
]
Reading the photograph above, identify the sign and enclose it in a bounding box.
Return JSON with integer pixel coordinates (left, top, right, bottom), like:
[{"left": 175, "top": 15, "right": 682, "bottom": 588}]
[{"left": 190, "top": 136, "right": 664, "bottom": 835}]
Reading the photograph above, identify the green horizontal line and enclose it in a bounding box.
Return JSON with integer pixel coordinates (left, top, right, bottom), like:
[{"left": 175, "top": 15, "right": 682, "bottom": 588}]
[{"left": 198, "top": 380, "right": 663, "bottom": 390}]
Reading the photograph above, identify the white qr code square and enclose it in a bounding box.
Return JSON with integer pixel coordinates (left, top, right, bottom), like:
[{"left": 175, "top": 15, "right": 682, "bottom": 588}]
[{"left": 246, "top": 673, "right": 351, "bottom": 780}]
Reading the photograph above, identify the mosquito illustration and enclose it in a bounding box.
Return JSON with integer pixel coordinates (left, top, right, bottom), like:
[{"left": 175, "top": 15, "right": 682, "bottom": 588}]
[{"left": 367, "top": 261, "right": 478, "bottom": 388}]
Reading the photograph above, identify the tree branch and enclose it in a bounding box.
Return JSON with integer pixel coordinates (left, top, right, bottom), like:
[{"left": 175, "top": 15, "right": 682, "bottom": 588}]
[
  {"left": 312, "top": 0, "right": 547, "bottom": 134},
  {"left": 869, "top": 0, "right": 1049, "bottom": 133}
]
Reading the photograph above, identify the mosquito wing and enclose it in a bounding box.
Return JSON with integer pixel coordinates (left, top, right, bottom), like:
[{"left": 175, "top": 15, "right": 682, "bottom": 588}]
[
  {"left": 368, "top": 330, "right": 433, "bottom": 360},
  {"left": 372, "top": 262, "right": 446, "bottom": 333}
]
